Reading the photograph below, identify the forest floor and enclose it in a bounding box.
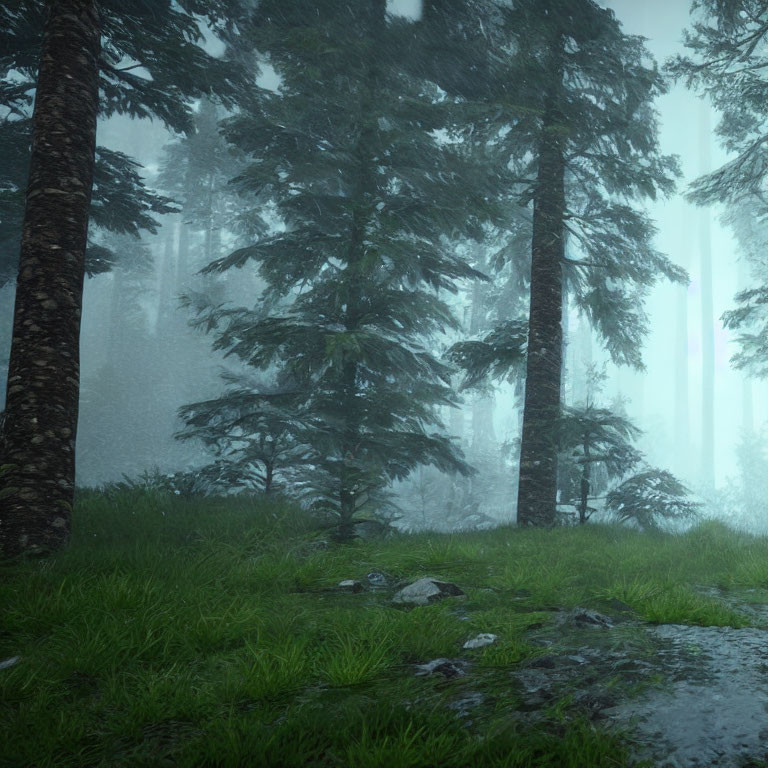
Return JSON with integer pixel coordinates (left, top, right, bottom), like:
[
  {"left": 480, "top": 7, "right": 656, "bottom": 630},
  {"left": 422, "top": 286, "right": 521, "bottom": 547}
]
[{"left": 3, "top": 490, "right": 768, "bottom": 767}]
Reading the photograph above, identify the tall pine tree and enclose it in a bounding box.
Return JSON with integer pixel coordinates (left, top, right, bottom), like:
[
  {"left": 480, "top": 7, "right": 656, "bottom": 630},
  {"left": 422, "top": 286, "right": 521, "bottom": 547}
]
[
  {"left": 500, "top": 0, "right": 682, "bottom": 526},
  {"left": 0, "top": 0, "right": 100, "bottom": 558},
  {"left": 190, "top": 1, "right": 505, "bottom": 538},
  {"left": 400, "top": 1, "right": 683, "bottom": 527},
  {"left": 0, "top": 0, "right": 251, "bottom": 558}
]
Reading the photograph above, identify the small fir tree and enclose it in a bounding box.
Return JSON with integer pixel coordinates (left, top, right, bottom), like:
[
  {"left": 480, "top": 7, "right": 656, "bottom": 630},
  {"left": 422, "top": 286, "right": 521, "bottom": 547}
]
[
  {"left": 558, "top": 404, "right": 643, "bottom": 524},
  {"left": 606, "top": 469, "right": 701, "bottom": 532},
  {"left": 176, "top": 372, "right": 313, "bottom": 496}
]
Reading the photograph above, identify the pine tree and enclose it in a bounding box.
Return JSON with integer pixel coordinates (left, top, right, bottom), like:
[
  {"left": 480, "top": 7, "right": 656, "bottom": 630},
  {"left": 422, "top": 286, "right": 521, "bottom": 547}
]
[
  {"left": 0, "top": 0, "right": 101, "bottom": 558},
  {"left": 0, "top": 0, "right": 251, "bottom": 558},
  {"left": 558, "top": 404, "right": 642, "bottom": 524},
  {"left": 190, "top": 1, "right": 506, "bottom": 538},
  {"left": 406, "top": 1, "right": 684, "bottom": 527},
  {"left": 501, "top": 0, "right": 682, "bottom": 526}
]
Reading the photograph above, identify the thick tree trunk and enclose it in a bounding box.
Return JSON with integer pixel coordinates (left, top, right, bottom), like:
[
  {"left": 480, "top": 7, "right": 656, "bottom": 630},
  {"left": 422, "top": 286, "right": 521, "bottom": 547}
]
[
  {"left": 0, "top": 0, "right": 100, "bottom": 558},
  {"left": 516, "top": 82, "right": 566, "bottom": 528}
]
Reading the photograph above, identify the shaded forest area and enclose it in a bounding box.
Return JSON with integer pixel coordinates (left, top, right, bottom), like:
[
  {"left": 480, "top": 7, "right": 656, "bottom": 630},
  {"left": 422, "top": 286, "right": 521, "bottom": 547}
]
[
  {"left": 7, "top": 4, "right": 768, "bottom": 767},
  {"left": 1, "top": 0, "right": 768, "bottom": 550}
]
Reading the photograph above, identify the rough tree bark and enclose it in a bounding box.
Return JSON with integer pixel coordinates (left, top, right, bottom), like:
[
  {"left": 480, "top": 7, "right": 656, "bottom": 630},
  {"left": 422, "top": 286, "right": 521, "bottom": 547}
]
[
  {"left": 0, "top": 0, "right": 101, "bottom": 558},
  {"left": 516, "top": 55, "right": 566, "bottom": 528}
]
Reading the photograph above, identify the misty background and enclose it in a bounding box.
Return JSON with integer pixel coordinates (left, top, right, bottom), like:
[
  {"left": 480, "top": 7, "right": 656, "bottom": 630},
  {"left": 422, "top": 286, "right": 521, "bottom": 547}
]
[{"left": 0, "top": 0, "right": 761, "bottom": 530}]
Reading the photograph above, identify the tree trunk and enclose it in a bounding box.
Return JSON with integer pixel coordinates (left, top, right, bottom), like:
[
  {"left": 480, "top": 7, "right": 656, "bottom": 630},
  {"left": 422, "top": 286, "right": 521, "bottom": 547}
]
[
  {"left": 738, "top": 258, "right": 754, "bottom": 434},
  {"left": 335, "top": 0, "right": 386, "bottom": 541},
  {"left": 1, "top": 0, "right": 101, "bottom": 558},
  {"left": 156, "top": 224, "right": 177, "bottom": 332},
  {"left": 579, "top": 439, "right": 590, "bottom": 525},
  {"left": 674, "top": 202, "right": 691, "bottom": 478},
  {"left": 699, "top": 101, "right": 715, "bottom": 489},
  {"left": 516, "top": 64, "right": 566, "bottom": 528}
]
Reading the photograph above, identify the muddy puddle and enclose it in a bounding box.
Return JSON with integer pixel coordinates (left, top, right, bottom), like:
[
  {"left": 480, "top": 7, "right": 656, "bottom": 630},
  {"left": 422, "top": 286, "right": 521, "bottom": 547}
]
[
  {"left": 495, "top": 592, "right": 768, "bottom": 767},
  {"left": 604, "top": 623, "right": 768, "bottom": 767}
]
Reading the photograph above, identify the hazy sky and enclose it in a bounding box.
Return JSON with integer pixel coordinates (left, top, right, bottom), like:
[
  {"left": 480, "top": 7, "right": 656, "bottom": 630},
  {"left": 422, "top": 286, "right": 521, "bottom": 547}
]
[
  {"left": 387, "top": 0, "right": 752, "bottom": 486},
  {"left": 88, "top": 0, "right": 763, "bottom": 490},
  {"left": 603, "top": 0, "right": 753, "bottom": 487}
]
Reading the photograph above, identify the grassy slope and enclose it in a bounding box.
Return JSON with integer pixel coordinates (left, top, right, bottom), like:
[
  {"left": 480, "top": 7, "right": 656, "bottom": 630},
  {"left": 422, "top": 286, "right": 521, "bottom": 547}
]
[{"left": 2, "top": 490, "right": 768, "bottom": 767}]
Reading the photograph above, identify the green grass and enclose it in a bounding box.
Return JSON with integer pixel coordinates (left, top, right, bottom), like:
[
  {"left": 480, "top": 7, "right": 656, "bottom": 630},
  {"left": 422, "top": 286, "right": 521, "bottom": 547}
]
[{"left": 2, "top": 492, "right": 767, "bottom": 766}]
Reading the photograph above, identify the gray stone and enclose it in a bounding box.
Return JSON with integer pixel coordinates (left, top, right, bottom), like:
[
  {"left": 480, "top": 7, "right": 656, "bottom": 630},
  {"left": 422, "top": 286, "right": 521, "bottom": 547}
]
[
  {"left": 462, "top": 633, "right": 498, "bottom": 649},
  {"left": 414, "top": 658, "right": 467, "bottom": 678},
  {"left": 567, "top": 608, "right": 613, "bottom": 628},
  {"left": 392, "top": 577, "right": 465, "bottom": 606},
  {"left": 0, "top": 656, "right": 20, "bottom": 671},
  {"left": 366, "top": 571, "right": 391, "bottom": 588},
  {"left": 337, "top": 579, "right": 365, "bottom": 593}
]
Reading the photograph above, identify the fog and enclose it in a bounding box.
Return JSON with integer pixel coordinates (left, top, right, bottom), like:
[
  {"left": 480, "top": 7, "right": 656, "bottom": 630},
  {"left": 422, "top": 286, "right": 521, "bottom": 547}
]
[
  {"left": 604, "top": 0, "right": 751, "bottom": 488},
  {"left": 1, "top": 0, "right": 765, "bottom": 532}
]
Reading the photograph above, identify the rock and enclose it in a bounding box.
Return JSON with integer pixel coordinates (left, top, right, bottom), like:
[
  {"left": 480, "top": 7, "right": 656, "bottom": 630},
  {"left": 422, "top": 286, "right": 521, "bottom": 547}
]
[
  {"left": 337, "top": 579, "right": 365, "bottom": 593},
  {"left": 414, "top": 658, "right": 467, "bottom": 678},
  {"left": 449, "top": 691, "right": 485, "bottom": 717},
  {"left": 463, "top": 633, "right": 498, "bottom": 650},
  {"left": 366, "top": 571, "right": 391, "bottom": 588},
  {"left": 568, "top": 608, "right": 613, "bottom": 628},
  {"left": 0, "top": 656, "right": 20, "bottom": 671},
  {"left": 392, "top": 577, "right": 465, "bottom": 606}
]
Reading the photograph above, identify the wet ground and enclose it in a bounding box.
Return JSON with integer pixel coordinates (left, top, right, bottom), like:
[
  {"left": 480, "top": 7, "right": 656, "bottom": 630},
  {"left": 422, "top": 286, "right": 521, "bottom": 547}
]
[
  {"left": 419, "top": 588, "right": 768, "bottom": 767},
  {"left": 604, "top": 623, "right": 768, "bottom": 767},
  {"left": 511, "top": 590, "right": 768, "bottom": 767}
]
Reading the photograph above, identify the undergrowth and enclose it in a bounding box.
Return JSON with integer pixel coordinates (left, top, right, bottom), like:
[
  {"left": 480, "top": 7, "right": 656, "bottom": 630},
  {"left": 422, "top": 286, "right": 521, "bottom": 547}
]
[{"left": 1, "top": 490, "right": 766, "bottom": 766}]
